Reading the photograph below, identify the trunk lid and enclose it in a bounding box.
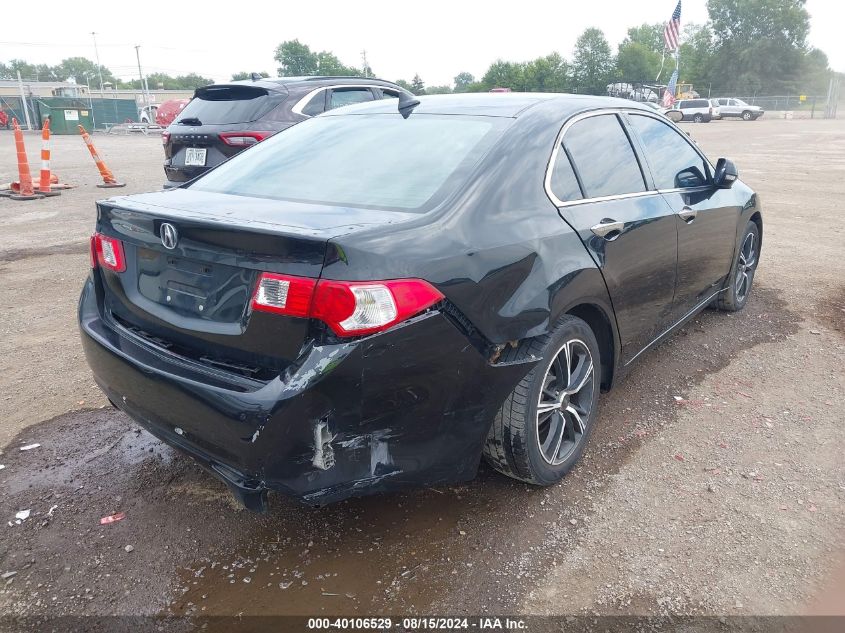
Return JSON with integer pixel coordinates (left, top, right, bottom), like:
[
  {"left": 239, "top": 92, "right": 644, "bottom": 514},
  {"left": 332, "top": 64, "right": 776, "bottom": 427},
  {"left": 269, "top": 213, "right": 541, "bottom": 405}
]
[{"left": 96, "top": 189, "right": 415, "bottom": 378}]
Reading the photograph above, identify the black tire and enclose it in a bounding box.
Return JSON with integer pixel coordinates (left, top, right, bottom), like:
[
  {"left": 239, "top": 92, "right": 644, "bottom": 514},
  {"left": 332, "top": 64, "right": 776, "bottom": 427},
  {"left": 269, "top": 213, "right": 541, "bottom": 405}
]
[
  {"left": 693, "top": 113, "right": 704, "bottom": 123},
  {"left": 716, "top": 220, "right": 759, "bottom": 312},
  {"left": 483, "top": 315, "right": 601, "bottom": 485},
  {"left": 742, "top": 111, "right": 753, "bottom": 121}
]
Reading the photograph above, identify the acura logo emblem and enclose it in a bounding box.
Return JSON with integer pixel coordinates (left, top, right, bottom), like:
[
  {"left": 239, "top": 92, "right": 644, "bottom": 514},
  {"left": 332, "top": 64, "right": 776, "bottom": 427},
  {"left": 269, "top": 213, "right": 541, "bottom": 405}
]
[{"left": 160, "top": 223, "right": 178, "bottom": 250}]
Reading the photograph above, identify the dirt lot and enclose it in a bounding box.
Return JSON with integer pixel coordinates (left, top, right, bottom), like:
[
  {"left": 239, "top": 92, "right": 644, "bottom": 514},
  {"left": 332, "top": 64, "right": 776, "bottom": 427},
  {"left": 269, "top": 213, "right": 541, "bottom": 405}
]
[{"left": 0, "top": 120, "right": 843, "bottom": 622}]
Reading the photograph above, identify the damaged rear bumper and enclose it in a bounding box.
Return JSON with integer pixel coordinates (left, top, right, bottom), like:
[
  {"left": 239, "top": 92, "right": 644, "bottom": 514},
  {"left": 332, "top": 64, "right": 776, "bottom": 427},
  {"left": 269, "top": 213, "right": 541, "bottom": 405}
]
[{"left": 78, "top": 277, "right": 534, "bottom": 510}]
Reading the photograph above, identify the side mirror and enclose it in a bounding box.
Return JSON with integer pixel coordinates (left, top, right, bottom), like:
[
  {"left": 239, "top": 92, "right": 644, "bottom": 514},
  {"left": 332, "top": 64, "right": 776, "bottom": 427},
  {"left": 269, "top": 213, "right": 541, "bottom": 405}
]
[
  {"left": 714, "top": 158, "right": 738, "bottom": 188},
  {"left": 666, "top": 109, "right": 683, "bottom": 123}
]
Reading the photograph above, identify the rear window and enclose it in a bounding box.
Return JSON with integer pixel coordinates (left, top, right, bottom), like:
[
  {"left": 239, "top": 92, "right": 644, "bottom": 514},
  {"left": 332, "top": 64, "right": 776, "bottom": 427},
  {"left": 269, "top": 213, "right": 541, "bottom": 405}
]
[
  {"left": 175, "top": 86, "right": 284, "bottom": 125},
  {"left": 191, "top": 114, "right": 506, "bottom": 212}
]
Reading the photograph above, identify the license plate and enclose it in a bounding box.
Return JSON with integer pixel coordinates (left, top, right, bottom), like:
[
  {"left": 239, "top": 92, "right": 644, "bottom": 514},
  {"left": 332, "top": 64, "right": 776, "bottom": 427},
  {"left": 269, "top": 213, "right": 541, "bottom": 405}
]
[{"left": 184, "top": 148, "right": 207, "bottom": 166}]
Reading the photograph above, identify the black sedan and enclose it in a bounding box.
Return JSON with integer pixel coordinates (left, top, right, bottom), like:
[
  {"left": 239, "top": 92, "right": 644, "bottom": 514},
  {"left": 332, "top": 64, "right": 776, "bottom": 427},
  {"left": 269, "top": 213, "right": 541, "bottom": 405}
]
[{"left": 79, "top": 93, "right": 761, "bottom": 511}]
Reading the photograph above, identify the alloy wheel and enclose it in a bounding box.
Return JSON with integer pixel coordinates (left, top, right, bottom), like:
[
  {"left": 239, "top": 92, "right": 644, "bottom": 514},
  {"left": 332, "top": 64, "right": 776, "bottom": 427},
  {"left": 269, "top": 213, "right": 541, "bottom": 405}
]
[
  {"left": 735, "top": 231, "right": 757, "bottom": 302},
  {"left": 535, "top": 339, "right": 596, "bottom": 466}
]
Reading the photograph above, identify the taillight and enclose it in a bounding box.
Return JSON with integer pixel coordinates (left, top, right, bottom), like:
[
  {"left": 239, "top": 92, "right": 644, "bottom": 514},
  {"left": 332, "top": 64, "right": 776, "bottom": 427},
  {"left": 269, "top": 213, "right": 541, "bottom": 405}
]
[
  {"left": 91, "top": 232, "right": 126, "bottom": 273},
  {"left": 219, "top": 131, "right": 273, "bottom": 147},
  {"left": 251, "top": 274, "right": 444, "bottom": 337},
  {"left": 161, "top": 130, "right": 170, "bottom": 146},
  {"left": 252, "top": 273, "right": 316, "bottom": 318}
]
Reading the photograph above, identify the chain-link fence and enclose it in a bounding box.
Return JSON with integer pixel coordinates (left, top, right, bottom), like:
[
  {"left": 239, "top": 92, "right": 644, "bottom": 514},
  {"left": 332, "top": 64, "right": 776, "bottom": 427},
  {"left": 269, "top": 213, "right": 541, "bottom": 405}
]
[{"left": 733, "top": 95, "right": 825, "bottom": 113}]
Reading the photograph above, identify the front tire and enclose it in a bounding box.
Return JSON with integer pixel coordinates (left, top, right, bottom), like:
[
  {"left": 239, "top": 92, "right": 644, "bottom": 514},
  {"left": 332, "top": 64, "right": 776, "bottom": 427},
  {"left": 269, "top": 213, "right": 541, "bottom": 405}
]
[
  {"left": 483, "top": 315, "right": 600, "bottom": 485},
  {"left": 716, "top": 221, "right": 759, "bottom": 312},
  {"left": 742, "top": 111, "right": 753, "bottom": 121}
]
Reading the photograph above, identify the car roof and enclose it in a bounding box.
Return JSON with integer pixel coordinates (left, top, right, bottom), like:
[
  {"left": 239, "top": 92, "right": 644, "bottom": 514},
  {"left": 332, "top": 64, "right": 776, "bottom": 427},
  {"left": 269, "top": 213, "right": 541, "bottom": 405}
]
[
  {"left": 223, "top": 76, "right": 402, "bottom": 92},
  {"left": 322, "top": 92, "right": 657, "bottom": 118}
]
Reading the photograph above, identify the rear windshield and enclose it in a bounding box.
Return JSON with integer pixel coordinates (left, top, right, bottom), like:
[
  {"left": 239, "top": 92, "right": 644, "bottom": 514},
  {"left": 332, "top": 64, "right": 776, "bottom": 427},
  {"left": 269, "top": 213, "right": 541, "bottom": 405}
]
[
  {"left": 682, "top": 100, "right": 709, "bottom": 108},
  {"left": 175, "top": 86, "right": 284, "bottom": 125},
  {"left": 191, "top": 114, "right": 506, "bottom": 212}
]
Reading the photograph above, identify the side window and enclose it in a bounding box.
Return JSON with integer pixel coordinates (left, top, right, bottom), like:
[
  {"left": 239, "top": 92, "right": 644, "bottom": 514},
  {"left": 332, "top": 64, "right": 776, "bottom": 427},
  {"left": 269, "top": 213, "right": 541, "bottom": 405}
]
[
  {"left": 629, "top": 114, "right": 710, "bottom": 189},
  {"left": 379, "top": 89, "right": 401, "bottom": 100},
  {"left": 719, "top": 98, "right": 729, "bottom": 106},
  {"left": 728, "top": 99, "right": 738, "bottom": 106},
  {"left": 301, "top": 91, "right": 326, "bottom": 117},
  {"left": 549, "top": 148, "right": 583, "bottom": 202},
  {"left": 563, "top": 114, "right": 645, "bottom": 198},
  {"left": 328, "top": 87, "right": 374, "bottom": 110}
]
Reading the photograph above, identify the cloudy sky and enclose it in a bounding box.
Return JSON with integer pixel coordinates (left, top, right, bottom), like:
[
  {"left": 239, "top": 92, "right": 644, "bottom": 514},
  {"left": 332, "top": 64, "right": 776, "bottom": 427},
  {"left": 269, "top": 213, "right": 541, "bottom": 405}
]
[{"left": 3, "top": 0, "right": 842, "bottom": 87}]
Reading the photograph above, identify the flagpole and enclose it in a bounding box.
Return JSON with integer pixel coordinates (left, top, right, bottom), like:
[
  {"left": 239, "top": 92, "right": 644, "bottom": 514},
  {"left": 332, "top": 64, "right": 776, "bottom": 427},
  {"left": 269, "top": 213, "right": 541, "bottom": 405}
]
[{"left": 656, "top": 48, "right": 667, "bottom": 82}]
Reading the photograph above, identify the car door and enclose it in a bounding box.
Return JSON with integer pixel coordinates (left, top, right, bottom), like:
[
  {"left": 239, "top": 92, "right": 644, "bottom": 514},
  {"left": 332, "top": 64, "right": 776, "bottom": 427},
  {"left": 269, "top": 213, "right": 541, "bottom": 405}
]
[
  {"left": 548, "top": 112, "right": 678, "bottom": 364},
  {"left": 626, "top": 112, "right": 740, "bottom": 320},
  {"left": 725, "top": 99, "right": 742, "bottom": 117}
]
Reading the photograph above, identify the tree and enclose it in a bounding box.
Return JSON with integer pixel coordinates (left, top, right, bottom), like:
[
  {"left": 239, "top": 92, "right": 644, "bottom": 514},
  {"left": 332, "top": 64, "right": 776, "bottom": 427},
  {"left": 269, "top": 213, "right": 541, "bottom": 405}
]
[
  {"left": 802, "top": 48, "right": 832, "bottom": 94},
  {"left": 523, "top": 53, "right": 569, "bottom": 92},
  {"left": 482, "top": 60, "right": 526, "bottom": 91},
  {"left": 678, "top": 24, "right": 714, "bottom": 91},
  {"left": 617, "top": 41, "right": 662, "bottom": 81},
  {"left": 1, "top": 59, "right": 38, "bottom": 80},
  {"left": 426, "top": 85, "right": 453, "bottom": 95},
  {"left": 316, "top": 51, "right": 359, "bottom": 76},
  {"left": 453, "top": 71, "right": 475, "bottom": 92},
  {"left": 410, "top": 74, "right": 425, "bottom": 95},
  {"left": 622, "top": 24, "right": 665, "bottom": 54},
  {"left": 56, "top": 57, "right": 107, "bottom": 84},
  {"left": 231, "top": 71, "right": 270, "bottom": 81},
  {"left": 706, "top": 0, "right": 813, "bottom": 94},
  {"left": 572, "top": 28, "right": 615, "bottom": 94},
  {"left": 394, "top": 79, "right": 413, "bottom": 92},
  {"left": 175, "top": 73, "right": 214, "bottom": 89},
  {"left": 274, "top": 39, "right": 318, "bottom": 76}
]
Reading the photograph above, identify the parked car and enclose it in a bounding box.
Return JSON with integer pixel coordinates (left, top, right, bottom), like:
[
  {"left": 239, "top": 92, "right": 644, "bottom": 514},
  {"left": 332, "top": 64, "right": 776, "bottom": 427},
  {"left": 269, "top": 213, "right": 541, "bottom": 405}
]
[
  {"left": 80, "top": 94, "right": 761, "bottom": 511},
  {"left": 709, "top": 99, "right": 722, "bottom": 120},
  {"left": 712, "top": 98, "right": 764, "bottom": 121},
  {"left": 162, "top": 76, "right": 409, "bottom": 187},
  {"left": 672, "top": 98, "right": 713, "bottom": 122},
  {"left": 138, "top": 104, "right": 158, "bottom": 124},
  {"left": 155, "top": 99, "right": 189, "bottom": 127}
]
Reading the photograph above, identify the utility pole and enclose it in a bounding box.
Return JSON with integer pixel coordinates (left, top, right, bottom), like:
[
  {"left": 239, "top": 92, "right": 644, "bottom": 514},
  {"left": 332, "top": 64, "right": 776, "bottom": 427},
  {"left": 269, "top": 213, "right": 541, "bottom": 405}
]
[
  {"left": 91, "top": 32, "right": 105, "bottom": 98},
  {"left": 16, "top": 70, "right": 32, "bottom": 130},
  {"left": 361, "top": 50, "right": 369, "bottom": 77},
  {"left": 134, "top": 45, "right": 150, "bottom": 107}
]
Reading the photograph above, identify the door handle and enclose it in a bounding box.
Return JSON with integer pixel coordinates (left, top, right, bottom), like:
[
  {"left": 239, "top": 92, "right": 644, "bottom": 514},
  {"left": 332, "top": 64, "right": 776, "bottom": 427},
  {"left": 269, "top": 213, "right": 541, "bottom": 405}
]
[
  {"left": 678, "top": 207, "right": 697, "bottom": 223},
  {"left": 590, "top": 219, "right": 625, "bottom": 240}
]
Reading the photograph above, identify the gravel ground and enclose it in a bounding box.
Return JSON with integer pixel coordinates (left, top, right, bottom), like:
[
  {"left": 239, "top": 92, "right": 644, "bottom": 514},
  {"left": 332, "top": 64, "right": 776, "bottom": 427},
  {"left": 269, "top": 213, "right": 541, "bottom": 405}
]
[{"left": 0, "top": 119, "right": 843, "bottom": 621}]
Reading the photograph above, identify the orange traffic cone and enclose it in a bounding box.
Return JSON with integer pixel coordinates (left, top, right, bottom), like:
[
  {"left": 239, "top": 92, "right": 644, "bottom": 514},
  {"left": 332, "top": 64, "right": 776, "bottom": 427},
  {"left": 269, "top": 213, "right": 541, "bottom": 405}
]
[
  {"left": 78, "top": 125, "right": 125, "bottom": 188},
  {"left": 10, "top": 118, "right": 43, "bottom": 201},
  {"left": 36, "top": 118, "right": 60, "bottom": 197}
]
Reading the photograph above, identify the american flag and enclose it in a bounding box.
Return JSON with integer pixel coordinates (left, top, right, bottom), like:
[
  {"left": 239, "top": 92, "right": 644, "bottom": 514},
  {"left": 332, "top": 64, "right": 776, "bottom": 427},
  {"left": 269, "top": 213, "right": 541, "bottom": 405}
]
[
  {"left": 664, "top": 1, "right": 682, "bottom": 51},
  {"left": 663, "top": 69, "right": 678, "bottom": 107}
]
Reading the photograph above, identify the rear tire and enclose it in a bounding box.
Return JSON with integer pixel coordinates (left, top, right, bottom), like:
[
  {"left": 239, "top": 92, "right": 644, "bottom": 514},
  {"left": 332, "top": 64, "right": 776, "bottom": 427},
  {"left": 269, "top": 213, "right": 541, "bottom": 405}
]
[
  {"left": 716, "top": 221, "right": 759, "bottom": 312},
  {"left": 483, "top": 315, "right": 600, "bottom": 485}
]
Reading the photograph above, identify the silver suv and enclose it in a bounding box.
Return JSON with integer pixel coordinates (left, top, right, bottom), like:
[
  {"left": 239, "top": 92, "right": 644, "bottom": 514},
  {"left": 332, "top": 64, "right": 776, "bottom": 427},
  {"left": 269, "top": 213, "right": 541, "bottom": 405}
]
[
  {"left": 713, "top": 98, "right": 764, "bottom": 121},
  {"left": 673, "top": 99, "right": 713, "bottom": 123}
]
